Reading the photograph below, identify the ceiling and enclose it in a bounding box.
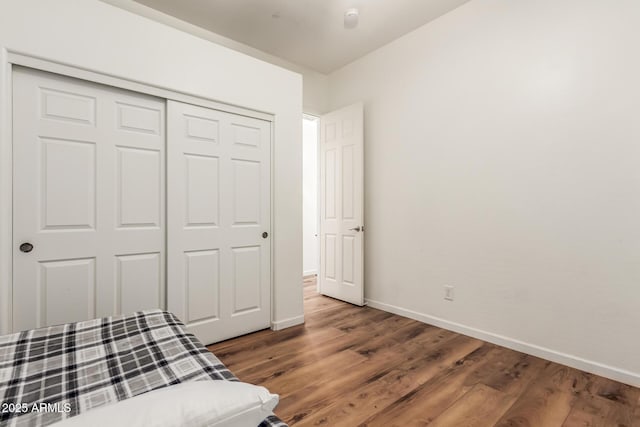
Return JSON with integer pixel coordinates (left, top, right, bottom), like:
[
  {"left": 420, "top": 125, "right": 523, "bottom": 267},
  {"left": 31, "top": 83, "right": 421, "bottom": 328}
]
[{"left": 133, "top": 0, "right": 472, "bottom": 74}]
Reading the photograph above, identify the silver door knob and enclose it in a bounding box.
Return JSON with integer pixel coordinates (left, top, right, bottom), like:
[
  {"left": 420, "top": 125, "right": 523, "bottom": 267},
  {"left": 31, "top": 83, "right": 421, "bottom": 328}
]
[{"left": 349, "top": 226, "right": 361, "bottom": 232}]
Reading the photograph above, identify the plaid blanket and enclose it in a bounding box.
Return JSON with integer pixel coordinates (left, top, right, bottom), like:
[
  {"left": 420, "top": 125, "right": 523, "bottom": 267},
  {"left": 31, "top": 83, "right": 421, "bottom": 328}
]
[{"left": 0, "top": 310, "right": 287, "bottom": 427}]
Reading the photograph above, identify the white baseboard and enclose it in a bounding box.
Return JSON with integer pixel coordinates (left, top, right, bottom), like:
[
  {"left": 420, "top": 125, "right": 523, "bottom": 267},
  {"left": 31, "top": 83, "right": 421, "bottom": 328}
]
[
  {"left": 303, "top": 270, "right": 317, "bottom": 277},
  {"left": 365, "top": 298, "right": 640, "bottom": 388},
  {"left": 271, "top": 315, "right": 305, "bottom": 331}
]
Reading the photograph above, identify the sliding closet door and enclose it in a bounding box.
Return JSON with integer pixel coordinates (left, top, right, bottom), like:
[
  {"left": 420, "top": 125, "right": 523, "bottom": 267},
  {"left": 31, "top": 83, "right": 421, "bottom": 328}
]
[
  {"left": 12, "top": 67, "right": 165, "bottom": 332},
  {"left": 167, "top": 101, "right": 271, "bottom": 345}
]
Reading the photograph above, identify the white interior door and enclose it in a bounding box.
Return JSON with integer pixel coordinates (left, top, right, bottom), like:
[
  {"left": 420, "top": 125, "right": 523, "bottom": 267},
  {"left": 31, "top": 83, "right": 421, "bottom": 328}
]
[
  {"left": 319, "top": 102, "right": 364, "bottom": 306},
  {"left": 12, "top": 66, "right": 165, "bottom": 332},
  {"left": 167, "top": 100, "right": 271, "bottom": 345}
]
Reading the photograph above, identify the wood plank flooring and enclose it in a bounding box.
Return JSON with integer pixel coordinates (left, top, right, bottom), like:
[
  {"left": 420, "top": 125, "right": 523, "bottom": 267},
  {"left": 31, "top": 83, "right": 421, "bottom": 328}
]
[{"left": 208, "top": 276, "right": 640, "bottom": 427}]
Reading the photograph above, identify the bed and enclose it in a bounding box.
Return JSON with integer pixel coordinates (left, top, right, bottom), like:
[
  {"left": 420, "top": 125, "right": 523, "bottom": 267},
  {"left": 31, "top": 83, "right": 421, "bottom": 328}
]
[{"left": 0, "top": 310, "right": 288, "bottom": 427}]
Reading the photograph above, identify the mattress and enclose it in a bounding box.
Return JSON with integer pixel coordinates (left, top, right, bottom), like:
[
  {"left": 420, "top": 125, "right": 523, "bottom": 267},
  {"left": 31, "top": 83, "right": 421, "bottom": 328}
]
[{"left": 0, "top": 310, "right": 287, "bottom": 427}]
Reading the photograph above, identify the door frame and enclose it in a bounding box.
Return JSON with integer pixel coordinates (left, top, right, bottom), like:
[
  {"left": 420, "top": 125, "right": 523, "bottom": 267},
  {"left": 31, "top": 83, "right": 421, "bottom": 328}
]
[
  {"left": 302, "top": 113, "right": 321, "bottom": 290},
  {"left": 0, "top": 51, "right": 276, "bottom": 335}
]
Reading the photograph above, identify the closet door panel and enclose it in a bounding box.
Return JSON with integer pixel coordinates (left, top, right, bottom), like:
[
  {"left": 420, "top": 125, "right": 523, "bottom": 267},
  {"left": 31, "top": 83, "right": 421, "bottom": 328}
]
[
  {"left": 12, "top": 67, "right": 165, "bottom": 332},
  {"left": 168, "top": 101, "right": 271, "bottom": 345}
]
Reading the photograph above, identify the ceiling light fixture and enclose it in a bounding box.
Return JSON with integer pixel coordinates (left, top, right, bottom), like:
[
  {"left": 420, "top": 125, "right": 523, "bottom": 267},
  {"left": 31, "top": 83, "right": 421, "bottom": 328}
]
[{"left": 344, "top": 8, "right": 359, "bottom": 29}]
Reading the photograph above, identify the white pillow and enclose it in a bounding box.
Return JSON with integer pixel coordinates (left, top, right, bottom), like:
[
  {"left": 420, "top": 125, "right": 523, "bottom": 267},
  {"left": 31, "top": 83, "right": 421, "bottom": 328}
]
[{"left": 52, "top": 380, "right": 279, "bottom": 427}]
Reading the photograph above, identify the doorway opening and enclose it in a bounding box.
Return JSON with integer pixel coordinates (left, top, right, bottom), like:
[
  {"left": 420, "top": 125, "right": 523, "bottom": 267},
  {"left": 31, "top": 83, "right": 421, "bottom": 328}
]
[
  {"left": 303, "top": 103, "right": 364, "bottom": 307},
  {"left": 302, "top": 114, "right": 320, "bottom": 290}
]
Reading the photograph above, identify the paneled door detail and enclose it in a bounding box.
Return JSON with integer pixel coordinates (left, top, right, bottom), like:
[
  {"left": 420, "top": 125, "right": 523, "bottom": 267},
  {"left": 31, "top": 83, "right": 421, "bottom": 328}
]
[
  {"left": 12, "top": 67, "right": 165, "bottom": 332},
  {"left": 320, "top": 103, "right": 364, "bottom": 305},
  {"left": 167, "top": 101, "right": 271, "bottom": 345}
]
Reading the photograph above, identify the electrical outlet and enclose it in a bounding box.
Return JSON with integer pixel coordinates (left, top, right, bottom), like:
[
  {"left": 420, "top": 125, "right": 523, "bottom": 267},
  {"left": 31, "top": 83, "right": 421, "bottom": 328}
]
[{"left": 444, "top": 285, "right": 454, "bottom": 301}]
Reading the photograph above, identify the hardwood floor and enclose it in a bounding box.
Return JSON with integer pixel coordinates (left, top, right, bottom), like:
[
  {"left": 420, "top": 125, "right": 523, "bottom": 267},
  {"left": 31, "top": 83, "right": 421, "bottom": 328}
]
[{"left": 208, "top": 276, "right": 640, "bottom": 427}]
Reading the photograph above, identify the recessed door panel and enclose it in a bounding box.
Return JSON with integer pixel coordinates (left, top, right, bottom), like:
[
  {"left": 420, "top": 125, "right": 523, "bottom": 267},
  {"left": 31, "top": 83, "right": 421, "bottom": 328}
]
[
  {"left": 232, "top": 123, "right": 260, "bottom": 148},
  {"left": 342, "top": 235, "right": 355, "bottom": 285},
  {"left": 342, "top": 119, "right": 354, "bottom": 138},
  {"left": 40, "top": 258, "right": 96, "bottom": 327},
  {"left": 41, "top": 138, "right": 96, "bottom": 230},
  {"left": 325, "top": 234, "right": 336, "bottom": 280},
  {"left": 117, "top": 253, "right": 161, "bottom": 315},
  {"left": 186, "top": 115, "right": 219, "bottom": 143},
  {"left": 40, "top": 87, "right": 96, "bottom": 126},
  {"left": 342, "top": 145, "right": 354, "bottom": 220},
  {"left": 185, "top": 250, "right": 220, "bottom": 323},
  {"left": 185, "top": 154, "right": 219, "bottom": 227},
  {"left": 117, "top": 147, "right": 161, "bottom": 228},
  {"left": 232, "top": 246, "right": 261, "bottom": 314},
  {"left": 117, "top": 102, "right": 161, "bottom": 135},
  {"left": 232, "top": 159, "right": 261, "bottom": 225},
  {"left": 325, "top": 149, "right": 337, "bottom": 219}
]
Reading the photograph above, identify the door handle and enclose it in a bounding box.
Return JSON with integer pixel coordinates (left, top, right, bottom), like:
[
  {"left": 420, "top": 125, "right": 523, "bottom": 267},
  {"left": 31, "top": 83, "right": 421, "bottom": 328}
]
[
  {"left": 19, "top": 242, "right": 34, "bottom": 253},
  {"left": 262, "top": 232, "right": 269, "bottom": 239},
  {"left": 349, "top": 226, "right": 361, "bottom": 232}
]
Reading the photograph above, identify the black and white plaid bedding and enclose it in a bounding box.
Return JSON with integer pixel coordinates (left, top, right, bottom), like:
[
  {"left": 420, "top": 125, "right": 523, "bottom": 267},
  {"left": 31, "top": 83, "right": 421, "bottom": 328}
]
[{"left": 0, "top": 310, "right": 287, "bottom": 427}]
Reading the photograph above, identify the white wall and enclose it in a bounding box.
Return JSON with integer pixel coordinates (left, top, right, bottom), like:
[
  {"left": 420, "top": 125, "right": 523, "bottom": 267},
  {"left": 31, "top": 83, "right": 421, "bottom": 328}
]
[
  {"left": 328, "top": 0, "right": 640, "bottom": 386},
  {"left": 99, "top": 0, "right": 329, "bottom": 115},
  {"left": 301, "top": 73, "right": 329, "bottom": 116},
  {"left": 303, "top": 117, "right": 319, "bottom": 276},
  {"left": 0, "top": 0, "right": 304, "bottom": 333}
]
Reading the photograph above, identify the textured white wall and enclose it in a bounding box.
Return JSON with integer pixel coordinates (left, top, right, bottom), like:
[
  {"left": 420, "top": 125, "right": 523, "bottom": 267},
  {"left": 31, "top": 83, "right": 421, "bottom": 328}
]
[
  {"left": 303, "top": 117, "right": 319, "bottom": 276},
  {"left": 328, "top": 0, "right": 640, "bottom": 385},
  {"left": 0, "top": 0, "right": 304, "bottom": 333}
]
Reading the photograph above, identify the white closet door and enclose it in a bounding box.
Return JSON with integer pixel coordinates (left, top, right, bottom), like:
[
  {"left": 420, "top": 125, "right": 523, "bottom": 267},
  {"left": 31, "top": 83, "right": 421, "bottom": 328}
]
[
  {"left": 12, "top": 67, "right": 165, "bottom": 332},
  {"left": 167, "top": 101, "right": 271, "bottom": 345}
]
